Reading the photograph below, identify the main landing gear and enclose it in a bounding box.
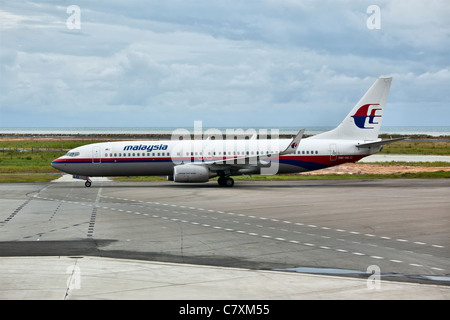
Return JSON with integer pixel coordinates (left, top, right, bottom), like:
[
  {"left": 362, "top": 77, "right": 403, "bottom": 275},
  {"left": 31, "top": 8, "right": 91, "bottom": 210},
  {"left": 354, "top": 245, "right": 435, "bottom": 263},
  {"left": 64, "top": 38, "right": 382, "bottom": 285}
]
[
  {"left": 85, "top": 179, "right": 92, "bottom": 187},
  {"left": 217, "top": 176, "right": 234, "bottom": 187}
]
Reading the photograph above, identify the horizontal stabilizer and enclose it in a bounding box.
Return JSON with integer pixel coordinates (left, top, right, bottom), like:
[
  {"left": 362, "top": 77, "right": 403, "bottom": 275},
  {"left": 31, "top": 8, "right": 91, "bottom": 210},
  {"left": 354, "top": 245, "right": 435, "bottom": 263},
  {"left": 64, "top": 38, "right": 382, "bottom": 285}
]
[{"left": 356, "top": 138, "right": 405, "bottom": 148}]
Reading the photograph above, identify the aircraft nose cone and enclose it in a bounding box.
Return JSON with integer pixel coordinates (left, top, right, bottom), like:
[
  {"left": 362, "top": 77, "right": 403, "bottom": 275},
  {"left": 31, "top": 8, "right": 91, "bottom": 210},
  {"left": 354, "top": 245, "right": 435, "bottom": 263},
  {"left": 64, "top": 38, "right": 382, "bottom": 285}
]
[{"left": 51, "top": 159, "right": 63, "bottom": 171}]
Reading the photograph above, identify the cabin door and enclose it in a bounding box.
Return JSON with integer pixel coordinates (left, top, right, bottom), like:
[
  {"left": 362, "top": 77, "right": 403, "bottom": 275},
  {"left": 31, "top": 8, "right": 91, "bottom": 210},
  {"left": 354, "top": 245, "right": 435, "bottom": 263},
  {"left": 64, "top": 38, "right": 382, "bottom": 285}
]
[
  {"left": 92, "top": 146, "right": 101, "bottom": 163},
  {"left": 329, "top": 144, "right": 337, "bottom": 161}
]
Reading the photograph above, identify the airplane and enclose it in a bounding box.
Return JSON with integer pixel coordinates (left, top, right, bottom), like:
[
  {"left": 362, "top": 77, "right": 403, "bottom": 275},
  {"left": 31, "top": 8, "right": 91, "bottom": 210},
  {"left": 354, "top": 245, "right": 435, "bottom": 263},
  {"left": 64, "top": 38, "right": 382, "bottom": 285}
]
[{"left": 51, "top": 77, "right": 403, "bottom": 187}]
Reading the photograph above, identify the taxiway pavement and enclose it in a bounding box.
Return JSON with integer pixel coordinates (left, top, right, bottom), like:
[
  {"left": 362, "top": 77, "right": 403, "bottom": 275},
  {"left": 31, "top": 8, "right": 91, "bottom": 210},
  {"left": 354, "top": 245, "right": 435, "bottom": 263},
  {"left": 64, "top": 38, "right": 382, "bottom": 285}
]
[{"left": 0, "top": 179, "right": 449, "bottom": 299}]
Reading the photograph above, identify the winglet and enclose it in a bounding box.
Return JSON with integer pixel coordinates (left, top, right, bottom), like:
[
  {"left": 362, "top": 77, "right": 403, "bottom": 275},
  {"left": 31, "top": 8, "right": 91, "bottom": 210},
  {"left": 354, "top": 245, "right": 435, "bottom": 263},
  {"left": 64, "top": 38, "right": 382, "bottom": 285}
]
[{"left": 280, "top": 129, "right": 305, "bottom": 155}]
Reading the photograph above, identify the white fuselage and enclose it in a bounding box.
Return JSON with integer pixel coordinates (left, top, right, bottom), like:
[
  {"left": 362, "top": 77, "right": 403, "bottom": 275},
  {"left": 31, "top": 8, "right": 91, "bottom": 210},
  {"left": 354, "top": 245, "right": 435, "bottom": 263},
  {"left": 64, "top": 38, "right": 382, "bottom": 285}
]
[{"left": 51, "top": 137, "right": 375, "bottom": 177}]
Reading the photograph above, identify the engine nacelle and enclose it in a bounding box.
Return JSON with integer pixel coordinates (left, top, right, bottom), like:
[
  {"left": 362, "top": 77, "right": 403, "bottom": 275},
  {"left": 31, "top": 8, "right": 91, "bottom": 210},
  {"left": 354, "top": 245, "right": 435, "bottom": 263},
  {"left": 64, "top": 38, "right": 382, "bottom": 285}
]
[{"left": 173, "top": 164, "right": 211, "bottom": 183}]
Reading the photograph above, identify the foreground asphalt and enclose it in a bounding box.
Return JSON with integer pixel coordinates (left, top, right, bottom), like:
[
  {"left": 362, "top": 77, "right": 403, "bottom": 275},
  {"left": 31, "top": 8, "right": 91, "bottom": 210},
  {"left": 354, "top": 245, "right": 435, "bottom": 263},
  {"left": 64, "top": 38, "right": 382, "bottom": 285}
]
[{"left": 1, "top": 256, "right": 449, "bottom": 300}]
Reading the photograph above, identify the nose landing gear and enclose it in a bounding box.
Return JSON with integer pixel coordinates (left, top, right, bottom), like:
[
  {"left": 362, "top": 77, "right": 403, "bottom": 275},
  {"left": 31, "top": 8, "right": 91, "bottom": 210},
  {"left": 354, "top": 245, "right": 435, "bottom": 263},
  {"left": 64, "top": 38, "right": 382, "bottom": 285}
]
[{"left": 72, "top": 175, "right": 92, "bottom": 187}]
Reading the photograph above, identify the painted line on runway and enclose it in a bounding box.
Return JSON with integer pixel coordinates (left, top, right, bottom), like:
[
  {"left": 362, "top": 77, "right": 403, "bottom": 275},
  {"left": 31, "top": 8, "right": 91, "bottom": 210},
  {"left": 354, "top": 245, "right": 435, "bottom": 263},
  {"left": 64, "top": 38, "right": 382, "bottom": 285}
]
[
  {"left": 50, "top": 192, "right": 450, "bottom": 255},
  {"left": 0, "top": 199, "right": 31, "bottom": 226},
  {"left": 33, "top": 192, "right": 448, "bottom": 274},
  {"left": 154, "top": 205, "right": 446, "bottom": 272},
  {"left": 100, "top": 194, "right": 446, "bottom": 251},
  {"left": 118, "top": 207, "right": 440, "bottom": 272},
  {"left": 87, "top": 187, "right": 102, "bottom": 237},
  {"left": 95, "top": 195, "right": 450, "bottom": 273}
]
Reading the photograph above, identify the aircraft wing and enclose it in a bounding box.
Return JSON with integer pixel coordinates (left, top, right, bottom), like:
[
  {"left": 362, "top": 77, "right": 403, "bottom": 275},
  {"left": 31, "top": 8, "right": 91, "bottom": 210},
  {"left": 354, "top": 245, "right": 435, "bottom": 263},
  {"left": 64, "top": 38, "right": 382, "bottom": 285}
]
[{"left": 198, "top": 129, "right": 305, "bottom": 170}]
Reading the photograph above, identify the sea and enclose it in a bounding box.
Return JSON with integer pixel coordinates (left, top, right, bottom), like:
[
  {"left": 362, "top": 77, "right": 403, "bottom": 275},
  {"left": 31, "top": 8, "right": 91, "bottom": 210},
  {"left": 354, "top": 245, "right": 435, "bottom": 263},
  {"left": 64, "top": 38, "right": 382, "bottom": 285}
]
[{"left": 1, "top": 126, "right": 449, "bottom": 137}]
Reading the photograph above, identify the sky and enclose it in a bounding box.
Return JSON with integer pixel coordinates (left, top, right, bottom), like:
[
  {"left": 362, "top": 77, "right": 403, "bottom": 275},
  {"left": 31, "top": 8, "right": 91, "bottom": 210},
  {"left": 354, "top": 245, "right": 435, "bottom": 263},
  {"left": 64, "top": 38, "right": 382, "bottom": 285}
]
[{"left": 0, "top": 0, "right": 449, "bottom": 128}]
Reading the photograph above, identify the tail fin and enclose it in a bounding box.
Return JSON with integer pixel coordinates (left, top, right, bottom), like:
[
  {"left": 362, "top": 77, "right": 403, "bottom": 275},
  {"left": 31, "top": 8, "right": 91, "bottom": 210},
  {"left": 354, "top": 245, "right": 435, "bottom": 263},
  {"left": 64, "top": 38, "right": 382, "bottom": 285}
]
[{"left": 312, "top": 77, "right": 392, "bottom": 141}]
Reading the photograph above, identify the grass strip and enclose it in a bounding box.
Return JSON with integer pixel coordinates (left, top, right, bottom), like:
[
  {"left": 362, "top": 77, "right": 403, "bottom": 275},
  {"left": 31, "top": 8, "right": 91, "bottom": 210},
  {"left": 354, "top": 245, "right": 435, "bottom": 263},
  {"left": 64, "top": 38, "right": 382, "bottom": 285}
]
[{"left": 0, "top": 174, "right": 61, "bottom": 183}]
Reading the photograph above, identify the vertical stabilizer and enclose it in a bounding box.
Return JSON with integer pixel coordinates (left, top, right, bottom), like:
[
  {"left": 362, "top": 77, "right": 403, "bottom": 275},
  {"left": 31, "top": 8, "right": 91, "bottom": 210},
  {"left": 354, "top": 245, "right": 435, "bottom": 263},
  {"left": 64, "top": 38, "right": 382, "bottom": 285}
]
[{"left": 311, "top": 77, "right": 392, "bottom": 141}]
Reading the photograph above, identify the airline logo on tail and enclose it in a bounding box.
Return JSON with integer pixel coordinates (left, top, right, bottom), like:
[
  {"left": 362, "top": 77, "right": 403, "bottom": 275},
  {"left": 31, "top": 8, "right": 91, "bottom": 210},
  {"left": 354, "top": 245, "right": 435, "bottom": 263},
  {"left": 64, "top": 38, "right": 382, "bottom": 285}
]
[{"left": 351, "top": 104, "right": 382, "bottom": 129}]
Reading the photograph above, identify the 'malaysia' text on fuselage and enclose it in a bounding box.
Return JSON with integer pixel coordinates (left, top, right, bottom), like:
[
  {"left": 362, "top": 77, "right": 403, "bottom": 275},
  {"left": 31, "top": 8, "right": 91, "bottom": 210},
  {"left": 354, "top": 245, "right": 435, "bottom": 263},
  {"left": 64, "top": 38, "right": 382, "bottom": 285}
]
[{"left": 123, "top": 144, "right": 169, "bottom": 152}]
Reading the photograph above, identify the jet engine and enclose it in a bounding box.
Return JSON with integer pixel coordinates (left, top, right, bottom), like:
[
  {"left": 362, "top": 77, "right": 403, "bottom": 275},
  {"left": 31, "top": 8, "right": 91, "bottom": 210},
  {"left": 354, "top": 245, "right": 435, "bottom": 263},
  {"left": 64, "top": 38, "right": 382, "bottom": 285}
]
[{"left": 173, "top": 164, "right": 211, "bottom": 183}]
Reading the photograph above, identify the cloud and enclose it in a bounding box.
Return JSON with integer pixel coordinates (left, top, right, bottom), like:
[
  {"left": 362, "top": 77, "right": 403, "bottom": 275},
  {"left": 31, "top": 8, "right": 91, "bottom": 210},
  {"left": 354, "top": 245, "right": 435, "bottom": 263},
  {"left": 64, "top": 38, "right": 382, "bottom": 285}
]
[{"left": 0, "top": 0, "right": 449, "bottom": 127}]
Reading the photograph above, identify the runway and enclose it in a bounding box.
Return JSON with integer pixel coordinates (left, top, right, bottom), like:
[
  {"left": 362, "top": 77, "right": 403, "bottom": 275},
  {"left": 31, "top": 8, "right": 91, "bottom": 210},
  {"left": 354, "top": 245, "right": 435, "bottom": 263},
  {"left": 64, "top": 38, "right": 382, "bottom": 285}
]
[{"left": 0, "top": 179, "right": 449, "bottom": 299}]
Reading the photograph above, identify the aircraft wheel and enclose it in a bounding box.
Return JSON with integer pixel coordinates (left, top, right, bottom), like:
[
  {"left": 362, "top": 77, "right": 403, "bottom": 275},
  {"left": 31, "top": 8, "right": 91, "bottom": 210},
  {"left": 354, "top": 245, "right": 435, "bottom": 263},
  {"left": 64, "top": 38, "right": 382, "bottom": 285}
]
[
  {"left": 218, "top": 176, "right": 226, "bottom": 186},
  {"left": 224, "top": 177, "right": 234, "bottom": 187},
  {"left": 85, "top": 180, "right": 92, "bottom": 187}
]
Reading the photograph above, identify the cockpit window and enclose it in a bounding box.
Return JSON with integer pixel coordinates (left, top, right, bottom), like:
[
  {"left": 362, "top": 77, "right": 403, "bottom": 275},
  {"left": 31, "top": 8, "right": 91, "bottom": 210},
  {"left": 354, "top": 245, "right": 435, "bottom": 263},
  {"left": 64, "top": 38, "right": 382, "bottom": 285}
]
[{"left": 66, "top": 152, "right": 80, "bottom": 157}]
